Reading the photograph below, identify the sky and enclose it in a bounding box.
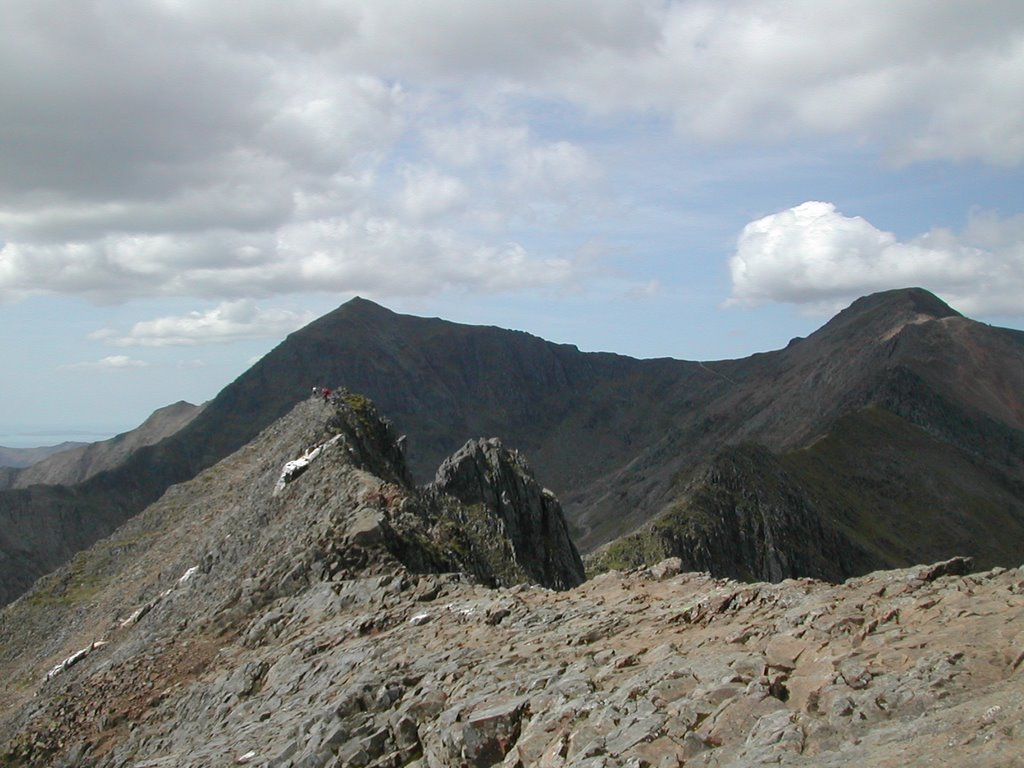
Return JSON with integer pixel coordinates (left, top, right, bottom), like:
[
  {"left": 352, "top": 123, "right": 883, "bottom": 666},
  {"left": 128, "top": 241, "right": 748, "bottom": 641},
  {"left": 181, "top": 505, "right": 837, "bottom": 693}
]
[{"left": 1, "top": 1, "right": 1023, "bottom": 447}]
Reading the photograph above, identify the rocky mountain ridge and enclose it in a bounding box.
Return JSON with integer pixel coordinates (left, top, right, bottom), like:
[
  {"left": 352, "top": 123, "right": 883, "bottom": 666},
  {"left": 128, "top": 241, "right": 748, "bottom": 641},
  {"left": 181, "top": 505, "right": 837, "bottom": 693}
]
[
  {"left": 586, "top": 443, "right": 878, "bottom": 582},
  {"left": 1, "top": 287, "right": 1022, "bottom": 606},
  {"left": 0, "top": 391, "right": 582, "bottom": 716},
  {"left": 0, "top": 389, "right": 1020, "bottom": 766}
]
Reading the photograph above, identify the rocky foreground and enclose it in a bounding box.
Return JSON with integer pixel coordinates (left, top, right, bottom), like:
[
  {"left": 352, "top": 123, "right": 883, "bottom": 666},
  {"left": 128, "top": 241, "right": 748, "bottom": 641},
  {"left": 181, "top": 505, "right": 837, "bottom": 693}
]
[
  {"left": 5, "top": 557, "right": 1024, "bottom": 768},
  {"left": 1, "top": 396, "right": 1022, "bottom": 767}
]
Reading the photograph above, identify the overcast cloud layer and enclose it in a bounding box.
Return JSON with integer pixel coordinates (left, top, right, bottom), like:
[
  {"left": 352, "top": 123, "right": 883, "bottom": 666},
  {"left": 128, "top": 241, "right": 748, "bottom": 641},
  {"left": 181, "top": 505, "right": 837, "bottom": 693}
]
[{"left": 1, "top": 0, "right": 1023, "bottom": 351}]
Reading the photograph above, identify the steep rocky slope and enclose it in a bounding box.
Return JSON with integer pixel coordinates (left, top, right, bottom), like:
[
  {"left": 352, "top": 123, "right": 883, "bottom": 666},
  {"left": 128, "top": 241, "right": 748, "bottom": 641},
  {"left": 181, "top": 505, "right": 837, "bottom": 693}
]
[
  {"left": 2, "top": 288, "right": 1022, "bottom": 606},
  {"left": 587, "top": 444, "right": 879, "bottom": 582},
  {"left": 0, "top": 392, "right": 586, "bottom": 763},
  {"left": 0, "top": 300, "right": 680, "bottom": 607},
  {"left": 571, "top": 289, "right": 1024, "bottom": 554},
  {"left": 430, "top": 438, "right": 583, "bottom": 591},
  {"left": 588, "top": 402, "right": 1024, "bottom": 579},
  {"left": 0, "top": 401, "right": 204, "bottom": 605},
  {"left": 0, "top": 390, "right": 1021, "bottom": 766}
]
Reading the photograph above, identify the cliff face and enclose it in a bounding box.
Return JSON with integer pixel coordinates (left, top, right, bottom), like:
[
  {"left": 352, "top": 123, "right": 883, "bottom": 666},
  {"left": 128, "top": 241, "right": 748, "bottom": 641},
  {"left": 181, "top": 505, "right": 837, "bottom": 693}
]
[
  {"left": 570, "top": 288, "right": 1024, "bottom": 555},
  {"left": 251, "top": 391, "right": 585, "bottom": 595}
]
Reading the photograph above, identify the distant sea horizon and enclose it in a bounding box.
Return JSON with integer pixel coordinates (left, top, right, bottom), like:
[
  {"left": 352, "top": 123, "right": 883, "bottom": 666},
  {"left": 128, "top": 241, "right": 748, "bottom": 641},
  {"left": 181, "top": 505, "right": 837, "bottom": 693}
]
[{"left": 0, "top": 426, "right": 123, "bottom": 450}]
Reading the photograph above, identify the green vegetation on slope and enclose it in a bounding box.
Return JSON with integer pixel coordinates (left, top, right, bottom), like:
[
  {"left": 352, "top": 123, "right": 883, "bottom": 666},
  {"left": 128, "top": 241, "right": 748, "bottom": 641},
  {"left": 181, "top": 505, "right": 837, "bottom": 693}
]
[
  {"left": 589, "top": 406, "right": 1024, "bottom": 581},
  {"left": 587, "top": 443, "right": 868, "bottom": 582},
  {"left": 782, "top": 406, "right": 1024, "bottom": 571}
]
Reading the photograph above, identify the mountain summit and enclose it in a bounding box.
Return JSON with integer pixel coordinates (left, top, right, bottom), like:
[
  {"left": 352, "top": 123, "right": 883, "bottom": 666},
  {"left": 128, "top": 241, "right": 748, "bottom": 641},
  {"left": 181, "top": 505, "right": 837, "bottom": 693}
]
[{"left": 828, "top": 285, "right": 961, "bottom": 324}]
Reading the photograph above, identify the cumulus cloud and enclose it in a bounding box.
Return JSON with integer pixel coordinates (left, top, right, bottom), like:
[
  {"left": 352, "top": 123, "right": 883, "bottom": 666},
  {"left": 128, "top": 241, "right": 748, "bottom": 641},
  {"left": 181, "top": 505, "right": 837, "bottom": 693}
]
[
  {"left": 89, "top": 300, "right": 316, "bottom": 347},
  {"left": 727, "top": 202, "right": 1024, "bottom": 316}
]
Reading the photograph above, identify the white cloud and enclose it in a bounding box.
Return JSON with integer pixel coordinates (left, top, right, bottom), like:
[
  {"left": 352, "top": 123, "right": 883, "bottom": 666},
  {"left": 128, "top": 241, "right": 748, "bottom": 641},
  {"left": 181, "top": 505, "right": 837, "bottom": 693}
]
[
  {"left": 423, "top": 123, "right": 530, "bottom": 169},
  {"left": 0, "top": 1, "right": 603, "bottom": 304},
  {"left": 65, "top": 355, "right": 150, "bottom": 370},
  {"left": 306, "top": 1, "right": 1024, "bottom": 166},
  {"left": 421, "top": 120, "right": 602, "bottom": 228},
  {"left": 0, "top": 0, "right": 1021, "bottom": 309},
  {"left": 727, "top": 202, "right": 1024, "bottom": 317},
  {"left": 277, "top": 213, "right": 581, "bottom": 294},
  {"left": 314, "top": 0, "right": 660, "bottom": 81},
  {"left": 508, "top": 141, "right": 599, "bottom": 196},
  {"left": 89, "top": 300, "right": 316, "bottom": 347},
  {"left": 1, "top": 208, "right": 595, "bottom": 302},
  {"left": 395, "top": 165, "right": 469, "bottom": 222},
  {"left": 423, "top": 122, "right": 600, "bottom": 193},
  {"left": 257, "top": 72, "right": 406, "bottom": 173},
  {"left": 538, "top": 1, "right": 1024, "bottom": 166}
]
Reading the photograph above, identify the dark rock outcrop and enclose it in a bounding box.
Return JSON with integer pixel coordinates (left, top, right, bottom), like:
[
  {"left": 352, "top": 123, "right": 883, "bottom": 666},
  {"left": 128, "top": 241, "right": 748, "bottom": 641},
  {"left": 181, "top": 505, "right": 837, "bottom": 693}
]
[
  {"left": 261, "top": 391, "right": 581, "bottom": 594},
  {"left": 430, "top": 438, "right": 585, "bottom": 590}
]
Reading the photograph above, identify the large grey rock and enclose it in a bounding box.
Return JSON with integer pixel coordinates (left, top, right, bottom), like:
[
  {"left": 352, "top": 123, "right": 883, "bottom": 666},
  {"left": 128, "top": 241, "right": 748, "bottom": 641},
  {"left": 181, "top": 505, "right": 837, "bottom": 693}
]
[{"left": 431, "top": 438, "right": 585, "bottom": 590}]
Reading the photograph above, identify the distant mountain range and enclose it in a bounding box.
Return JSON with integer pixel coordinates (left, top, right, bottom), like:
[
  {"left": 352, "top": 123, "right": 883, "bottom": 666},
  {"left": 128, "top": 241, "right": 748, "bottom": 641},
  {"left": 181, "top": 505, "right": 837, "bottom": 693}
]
[
  {"left": 1, "top": 287, "right": 1022, "bottom": 606},
  {"left": 0, "top": 443, "right": 86, "bottom": 470},
  {"left": 0, "top": 401, "right": 202, "bottom": 488}
]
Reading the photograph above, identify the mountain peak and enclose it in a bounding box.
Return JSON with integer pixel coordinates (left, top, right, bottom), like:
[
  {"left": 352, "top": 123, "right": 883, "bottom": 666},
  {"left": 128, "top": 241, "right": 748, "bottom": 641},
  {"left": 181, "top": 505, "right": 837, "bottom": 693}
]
[
  {"left": 330, "top": 295, "right": 395, "bottom": 320},
  {"left": 343, "top": 295, "right": 384, "bottom": 310},
  {"left": 842, "top": 287, "right": 961, "bottom": 321},
  {"left": 809, "top": 287, "right": 962, "bottom": 348}
]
